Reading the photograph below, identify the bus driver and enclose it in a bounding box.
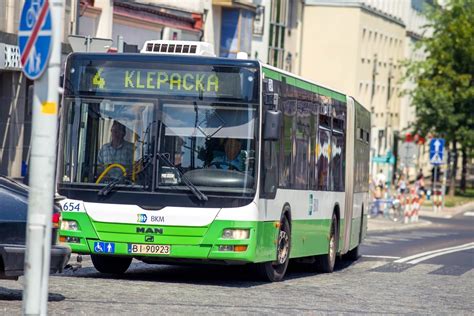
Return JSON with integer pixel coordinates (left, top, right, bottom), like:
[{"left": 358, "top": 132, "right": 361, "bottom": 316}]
[
  {"left": 210, "top": 138, "right": 244, "bottom": 172},
  {"left": 97, "top": 121, "right": 134, "bottom": 179}
]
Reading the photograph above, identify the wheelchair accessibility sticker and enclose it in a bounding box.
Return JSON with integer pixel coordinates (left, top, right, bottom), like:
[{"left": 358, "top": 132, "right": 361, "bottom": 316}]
[{"left": 93, "top": 242, "right": 115, "bottom": 253}]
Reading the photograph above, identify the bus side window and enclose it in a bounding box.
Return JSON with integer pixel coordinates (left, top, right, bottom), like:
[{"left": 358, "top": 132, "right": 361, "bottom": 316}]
[
  {"left": 317, "top": 128, "right": 331, "bottom": 190},
  {"left": 262, "top": 140, "right": 279, "bottom": 197}
]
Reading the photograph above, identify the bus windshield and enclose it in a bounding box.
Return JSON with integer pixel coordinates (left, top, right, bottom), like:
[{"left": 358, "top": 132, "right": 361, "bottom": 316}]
[{"left": 60, "top": 97, "right": 257, "bottom": 195}]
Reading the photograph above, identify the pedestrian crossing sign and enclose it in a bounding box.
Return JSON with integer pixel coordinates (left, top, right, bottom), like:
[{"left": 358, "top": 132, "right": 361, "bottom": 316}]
[{"left": 429, "top": 138, "right": 445, "bottom": 165}]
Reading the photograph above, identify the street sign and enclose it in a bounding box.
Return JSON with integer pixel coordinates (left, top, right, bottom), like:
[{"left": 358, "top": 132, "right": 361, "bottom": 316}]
[
  {"left": 18, "top": 0, "right": 52, "bottom": 80},
  {"left": 372, "top": 154, "right": 395, "bottom": 164},
  {"left": 399, "top": 142, "right": 417, "bottom": 167},
  {"left": 430, "top": 138, "right": 445, "bottom": 165},
  {"left": 68, "top": 35, "right": 113, "bottom": 52}
]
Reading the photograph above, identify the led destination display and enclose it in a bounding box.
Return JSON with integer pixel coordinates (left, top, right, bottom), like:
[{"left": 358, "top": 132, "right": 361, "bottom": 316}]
[{"left": 77, "top": 65, "right": 257, "bottom": 100}]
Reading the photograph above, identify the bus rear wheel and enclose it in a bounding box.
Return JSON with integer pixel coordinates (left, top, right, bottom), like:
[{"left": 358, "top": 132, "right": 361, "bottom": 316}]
[
  {"left": 256, "top": 216, "right": 291, "bottom": 282},
  {"left": 91, "top": 255, "right": 132, "bottom": 274},
  {"left": 314, "top": 213, "right": 338, "bottom": 273},
  {"left": 343, "top": 211, "right": 363, "bottom": 261}
]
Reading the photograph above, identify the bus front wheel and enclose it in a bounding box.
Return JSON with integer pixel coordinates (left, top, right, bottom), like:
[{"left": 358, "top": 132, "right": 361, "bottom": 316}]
[
  {"left": 314, "top": 213, "right": 338, "bottom": 273},
  {"left": 91, "top": 255, "right": 132, "bottom": 274},
  {"left": 256, "top": 216, "right": 291, "bottom": 282}
]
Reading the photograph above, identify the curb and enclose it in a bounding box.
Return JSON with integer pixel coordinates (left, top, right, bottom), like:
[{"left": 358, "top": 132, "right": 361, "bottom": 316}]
[
  {"left": 420, "top": 200, "right": 474, "bottom": 219},
  {"left": 367, "top": 218, "right": 432, "bottom": 233}
]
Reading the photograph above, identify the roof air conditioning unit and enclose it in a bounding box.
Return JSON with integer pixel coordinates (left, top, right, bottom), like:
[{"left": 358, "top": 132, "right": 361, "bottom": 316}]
[{"left": 140, "top": 40, "right": 215, "bottom": 57}]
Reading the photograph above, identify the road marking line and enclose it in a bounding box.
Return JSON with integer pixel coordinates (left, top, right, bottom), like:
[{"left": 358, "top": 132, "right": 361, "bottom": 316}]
[
  {"left": 362, "top": 255, "right": 401, "bottom": 259},
  {"left": 408, "top": 245, "right": 474, "bottom": 264},
  {"left": 370, "top": 236, "right": 412, "bottom": 242},
  {"left": 464, "top": 211, "right": 474, "bottom": 217},
  {"left": 394, "top": 242, "right": 474, "bottom": 263}
]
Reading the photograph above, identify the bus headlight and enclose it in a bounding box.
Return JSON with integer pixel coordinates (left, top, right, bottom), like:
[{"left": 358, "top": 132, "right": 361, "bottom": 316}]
[
  {"left": 61, "top": 220, "right": 79, "bottom": 231},
  {"left": 222, "top": 229, "right": 250, "bottom": 239}
]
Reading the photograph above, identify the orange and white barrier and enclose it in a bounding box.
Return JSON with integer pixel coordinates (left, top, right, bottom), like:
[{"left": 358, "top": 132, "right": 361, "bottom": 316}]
[
  {"left": 432, "top": 188, "right": 443, "bottom": 212},
  {"left": 404, "top": 188, "right": 420, "bottom": 223}
]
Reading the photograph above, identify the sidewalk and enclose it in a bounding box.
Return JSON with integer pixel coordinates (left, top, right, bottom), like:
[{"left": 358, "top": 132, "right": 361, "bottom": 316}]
[
  {"left": 367, "top": 200, "right": 474, "bottom": 232},
  {"left": 419, "top": 200, "right": 474, "bottom": 219},
  {"left": 367, "top": 216, "right": 431, "bottom": 233}
]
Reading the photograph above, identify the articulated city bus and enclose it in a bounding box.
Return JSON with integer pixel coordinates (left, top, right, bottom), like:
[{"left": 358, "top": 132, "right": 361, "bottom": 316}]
[{"left": 58, "top": 41, "right": 370, "bottom": 281}]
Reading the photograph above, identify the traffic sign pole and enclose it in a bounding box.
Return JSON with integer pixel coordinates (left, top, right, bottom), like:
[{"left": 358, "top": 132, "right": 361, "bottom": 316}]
[
  {"left": 21, "top": 1, "right": 64, "bottom": 315},
  {"left": 433, "top": 166, "right": 438, "bottom": 213},
  {"left": 429, "top": 138, "right": 446, "bottom": 213}
]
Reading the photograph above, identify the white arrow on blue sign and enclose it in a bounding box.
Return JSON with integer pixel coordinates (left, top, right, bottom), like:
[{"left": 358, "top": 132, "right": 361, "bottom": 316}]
[
  {"left": 430, "top": 138, "right": 445, "bottom": 165},
  {"left": 18, "top": 0, "right": 52, "bottom": 80}
]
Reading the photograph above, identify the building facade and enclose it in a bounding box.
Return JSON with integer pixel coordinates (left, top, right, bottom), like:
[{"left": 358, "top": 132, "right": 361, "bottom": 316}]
[
  {"left": 300, "top": 0, "right": 405, "bottom": 177},
  {"left": 0, "top": 0, "right": 74, "bottom": 178},
  {"left": 78, "top": 0, "right": 205, "bottom": 51}
]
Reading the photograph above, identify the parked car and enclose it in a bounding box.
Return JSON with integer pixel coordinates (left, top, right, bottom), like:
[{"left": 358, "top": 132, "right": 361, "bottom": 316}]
[{"left": 0, "top": 175, "right": 71, "bottom": 280}]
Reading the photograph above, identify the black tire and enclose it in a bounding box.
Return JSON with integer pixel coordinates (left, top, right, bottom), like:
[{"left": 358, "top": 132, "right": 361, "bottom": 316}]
[
  {"left": 344, "top": 209, "right": 364, "bottom": 261},
  {"left": 343, "top": 245, "right": 360, "bottom": 261},
  {"left": 91, "top": 255, "right": 132, "bottom": 274},
  {"left": 314, "top": 213, "right": 339, "bottom": 273},
  {"left": 255, "top": 216, "right": 291, "bottom": 282}
]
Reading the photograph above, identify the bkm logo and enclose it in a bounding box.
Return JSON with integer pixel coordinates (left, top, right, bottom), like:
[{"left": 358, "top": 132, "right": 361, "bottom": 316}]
[{"left": 137, "top": 214, "right": 147, "bottom": 223}]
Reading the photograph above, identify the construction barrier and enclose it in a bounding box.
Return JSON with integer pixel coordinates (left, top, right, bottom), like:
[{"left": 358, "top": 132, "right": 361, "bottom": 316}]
[
  {"left": 432, "top": 187, "right": 443, "bottom": 212},
  {"left": 404, "top": 188, "right": 420, "bottom": 223}
]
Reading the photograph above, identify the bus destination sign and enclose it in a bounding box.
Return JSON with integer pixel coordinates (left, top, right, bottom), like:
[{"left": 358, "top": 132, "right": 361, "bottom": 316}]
[{"left": 79, "top": 66, "right": 253, "bottom": 100}]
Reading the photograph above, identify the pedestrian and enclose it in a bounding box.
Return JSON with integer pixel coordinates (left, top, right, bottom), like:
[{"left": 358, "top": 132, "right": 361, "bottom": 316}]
[
  {"left": 376, "top": 169, "right": 386, "bottom": 189},
  {"left": 370, "top": 176, "right": 384, "bottom": 217},
  {"left": 397, "top": 173, "right": 407, "bottom": 195},
  {"left": 415, "top": 169, "right": 425, "bottom": 196}
]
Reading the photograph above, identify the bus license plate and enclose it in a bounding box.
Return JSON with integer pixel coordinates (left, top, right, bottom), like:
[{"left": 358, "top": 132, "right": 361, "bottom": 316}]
[{"left": 128, "top": 244, "right": 171, "bottom": 255}]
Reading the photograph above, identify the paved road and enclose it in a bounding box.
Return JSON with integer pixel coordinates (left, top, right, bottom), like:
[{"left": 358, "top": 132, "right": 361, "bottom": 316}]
[
  {"left": 1, "top": 212, "right": 472, "bottom": 315},
  {"left": 362, "top": 210, "right": 474, "bottom": 260}
]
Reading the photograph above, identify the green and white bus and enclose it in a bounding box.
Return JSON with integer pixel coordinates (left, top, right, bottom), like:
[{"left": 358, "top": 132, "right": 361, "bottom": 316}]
[{"left": 58, "top": 41, "right": 370, "bottom": 281}]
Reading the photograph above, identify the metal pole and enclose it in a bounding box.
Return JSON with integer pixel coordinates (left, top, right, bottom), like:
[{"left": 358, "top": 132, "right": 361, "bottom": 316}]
[
  {"left": 86, "top": 35, "right": 91, "bottom": 52},
  {"left": 117, "top": 35, "right": 124, "bottom": 53},
  {"left": 75, "top": 0, "right": 80, "bottom": 35},
  {"left": 433, "top": 166, "right": 438, "bottom": 213},
  {"left": 22, "top": 1, "right": 64, "bottom": 315},
  {"left": 441, "top": 157, "right": 447, "bottom": 211}
]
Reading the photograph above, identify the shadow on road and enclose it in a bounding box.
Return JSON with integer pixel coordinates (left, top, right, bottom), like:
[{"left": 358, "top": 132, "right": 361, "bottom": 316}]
[
  {"left": 0, "top": 286, "right": 65, "bottom": 302},
  {"left": 53, "top": 256, "right": 359, "bottom": 287}
]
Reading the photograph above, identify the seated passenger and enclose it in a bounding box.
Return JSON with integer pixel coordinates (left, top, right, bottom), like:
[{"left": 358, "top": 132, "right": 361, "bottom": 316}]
[{"left": 210, "top": 138, "right": 244, "bottom": 171}]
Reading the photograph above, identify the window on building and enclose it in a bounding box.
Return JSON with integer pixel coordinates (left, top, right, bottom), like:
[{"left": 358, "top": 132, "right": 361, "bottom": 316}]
[
  {"left": 220, "top": 8, "right": 254, "bottom": 58},
  {"left": 253, "top": 5, "right": 265, "bottom": 36},
  {"left": 268, "top": 0, "right": 288, "bottom": 68}
]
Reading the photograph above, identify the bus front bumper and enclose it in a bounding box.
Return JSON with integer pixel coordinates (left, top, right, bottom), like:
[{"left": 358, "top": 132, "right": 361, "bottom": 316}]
[{"left": 59, "top": 215, "right": 279, "bottom": 263}]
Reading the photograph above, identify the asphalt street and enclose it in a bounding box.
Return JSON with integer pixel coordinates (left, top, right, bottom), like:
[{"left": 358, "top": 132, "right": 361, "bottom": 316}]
[
  {"left": 1, "top": 211, "right": 472, "bottom": 314},
  {"left": 362, "top": 211, "right": 474, "bottom": 260}
]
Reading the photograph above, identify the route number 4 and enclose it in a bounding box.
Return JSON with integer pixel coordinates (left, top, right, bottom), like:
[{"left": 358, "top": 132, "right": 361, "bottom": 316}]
[
  {"left": 62, "top": 202, "right": 80, "bottom": 212},
  {"left": 92, "top": 68, "right": 105, "bottom": 89}
]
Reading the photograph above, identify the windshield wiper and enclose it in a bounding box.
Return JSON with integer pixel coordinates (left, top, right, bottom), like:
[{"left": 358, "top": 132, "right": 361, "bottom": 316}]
[
  {"left": 194, "top": 102, "right": 225, "bottom": 141},
  {"left": 97, "top": 176, "right": 128, "bottom": 196},
  {"left": 98, "top": 157, "right": 153, "bottom": 196},
  {"left": 157, "top": 153, "right": 208, "bottom": 201}
]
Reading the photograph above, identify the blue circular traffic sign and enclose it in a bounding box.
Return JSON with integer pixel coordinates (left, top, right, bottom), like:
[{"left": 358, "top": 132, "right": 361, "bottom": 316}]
[{"left": 18, "top": 0, "right": 52, "bottom": 80}]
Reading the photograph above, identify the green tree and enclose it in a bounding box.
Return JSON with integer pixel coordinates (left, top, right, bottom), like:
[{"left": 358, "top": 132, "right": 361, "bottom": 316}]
[{"left": 403, "top": 0, "right": 474, "bottom": 196}]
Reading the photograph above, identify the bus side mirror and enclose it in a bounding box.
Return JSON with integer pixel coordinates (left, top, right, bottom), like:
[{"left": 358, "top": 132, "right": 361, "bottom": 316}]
[{"left": 263, "top": 110, "right": 281, "bottom": 141}]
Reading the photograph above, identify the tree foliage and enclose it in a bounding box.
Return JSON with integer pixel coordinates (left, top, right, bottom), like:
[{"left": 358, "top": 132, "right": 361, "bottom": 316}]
[{"left": 403, "top": 0, "right": 474, "bottom": 153}]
